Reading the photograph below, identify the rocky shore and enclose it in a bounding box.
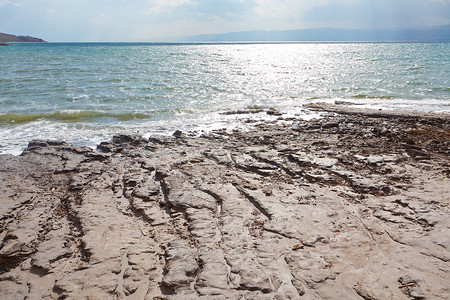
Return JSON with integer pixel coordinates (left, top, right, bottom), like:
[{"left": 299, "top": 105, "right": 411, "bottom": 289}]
[{"left": 0, "top": 105, "right": 449, "bottom": 299}]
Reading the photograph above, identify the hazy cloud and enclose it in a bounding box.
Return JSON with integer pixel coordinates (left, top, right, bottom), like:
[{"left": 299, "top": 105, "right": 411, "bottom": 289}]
[
  {"left": 0, "top": 0, "right": 22, "bottom": 7},
  {"left": 254, "top": 0, "right": 331, "bottom": 17},
  {"left": 430, "top": 0, "right": 450, "bottom": 4},
  {"left": 145, "top": 0, "right": 193, "bottom": 14}
]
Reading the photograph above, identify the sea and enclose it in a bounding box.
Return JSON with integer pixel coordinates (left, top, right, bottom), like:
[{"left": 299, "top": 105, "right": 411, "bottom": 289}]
[{"left": 1, "top": 42, "right": 449, "bottom": 155}]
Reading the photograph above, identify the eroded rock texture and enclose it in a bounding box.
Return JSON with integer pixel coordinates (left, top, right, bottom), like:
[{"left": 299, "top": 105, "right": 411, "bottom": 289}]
[{"left": 0, "top": 112, "right": 449, "bottom": 299}]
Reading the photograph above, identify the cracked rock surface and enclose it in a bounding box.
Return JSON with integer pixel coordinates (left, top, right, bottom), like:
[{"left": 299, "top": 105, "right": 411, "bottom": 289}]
[{"left": 0, "top": 109, "right": 449, "bottom": 299}]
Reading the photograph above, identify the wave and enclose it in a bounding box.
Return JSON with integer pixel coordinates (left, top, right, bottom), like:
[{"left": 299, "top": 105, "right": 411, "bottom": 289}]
[
  {"left": 351, "top": 94, "right": 395, "bottom": 100},
  {"left": 0, "top": 110, "right": 153, "bottom": 125},
  {"left": 432, "top": 87, "right": 450, "bottom": 93}
]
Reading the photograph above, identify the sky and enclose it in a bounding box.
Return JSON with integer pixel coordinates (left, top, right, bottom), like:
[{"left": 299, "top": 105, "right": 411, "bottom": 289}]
[{"left": 1, "top": 0, "right": 450, "bottom": 42}]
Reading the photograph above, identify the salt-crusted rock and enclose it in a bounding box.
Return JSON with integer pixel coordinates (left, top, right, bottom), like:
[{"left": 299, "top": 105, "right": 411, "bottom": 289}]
[{"left": 0, "top": 111, "right": 448, "bottom": 299}]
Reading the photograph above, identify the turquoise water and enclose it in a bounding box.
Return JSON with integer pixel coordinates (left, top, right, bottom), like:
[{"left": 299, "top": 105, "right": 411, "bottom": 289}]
[{"left": 1, "top": 42, "right": 449, "bottom": 154}]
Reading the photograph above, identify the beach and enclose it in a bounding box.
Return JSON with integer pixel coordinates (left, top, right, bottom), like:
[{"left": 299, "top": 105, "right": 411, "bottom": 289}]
[{"left": 0, "top": 104, "right": 449, "bottom": 299}]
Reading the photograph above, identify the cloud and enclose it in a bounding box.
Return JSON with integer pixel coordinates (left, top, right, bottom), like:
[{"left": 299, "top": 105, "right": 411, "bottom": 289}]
[
  {"left": 144, "top": 0, "right": 256, "bottom": 22},
  {"left": 0, "top": 0, "right": 23, "bottom": 7},
  {"left": 302, "top": 0, "right": 450, "bottom": 29},
  {"left": 253, "top": 0, "right": 330, "bottom": 18},
  {"left": 145, "top": 0, "right": 193, "bottom": 15},
  {"left": 429, "top": 0, "right": 450, "bottom": 4}
]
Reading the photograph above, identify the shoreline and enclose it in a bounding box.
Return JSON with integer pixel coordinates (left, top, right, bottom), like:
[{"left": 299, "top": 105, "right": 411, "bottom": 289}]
[
  {"left": 306, "top": 102, "right": 450, "bottom": 120},
  {"left": 2, "top": 104, "right": 449, "bottom": 157},
  {"left": 0, "top": 108, "right": 449, "bottom": 298}
]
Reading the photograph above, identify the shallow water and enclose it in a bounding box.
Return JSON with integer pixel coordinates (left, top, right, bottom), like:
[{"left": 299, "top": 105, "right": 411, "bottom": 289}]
[{"left": 1, "top": 42, "right": 449, "bottom": 154}]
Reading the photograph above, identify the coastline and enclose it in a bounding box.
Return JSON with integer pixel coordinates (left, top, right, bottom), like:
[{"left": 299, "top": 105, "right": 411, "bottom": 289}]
[
  {"left": 0, "top": 107, "right": 449, "bottom": 298},
  {"left": 2, "top": 42, "right": 449, "bottom": 156}
]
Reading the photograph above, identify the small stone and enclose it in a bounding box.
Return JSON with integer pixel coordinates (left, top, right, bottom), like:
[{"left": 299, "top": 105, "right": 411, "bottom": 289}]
[{"left": 173, "top": 130, "right": 183, "bottom": 137}]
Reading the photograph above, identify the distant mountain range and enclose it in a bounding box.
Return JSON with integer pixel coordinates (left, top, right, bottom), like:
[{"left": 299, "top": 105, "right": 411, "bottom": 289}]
[
  {"left": 1, "top": 25, "right": 449, "bottom": 43},
  {"left": 180, "top": 25, "right": 450, "bottom": 42},
  {"left": 0, "top": 32, "right": 46, "bottom": 43}
]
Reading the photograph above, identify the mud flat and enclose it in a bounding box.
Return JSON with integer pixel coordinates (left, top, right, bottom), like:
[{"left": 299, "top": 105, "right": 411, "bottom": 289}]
[{"left": 0, "top": 105, "right": 449, "bottom": 299}]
